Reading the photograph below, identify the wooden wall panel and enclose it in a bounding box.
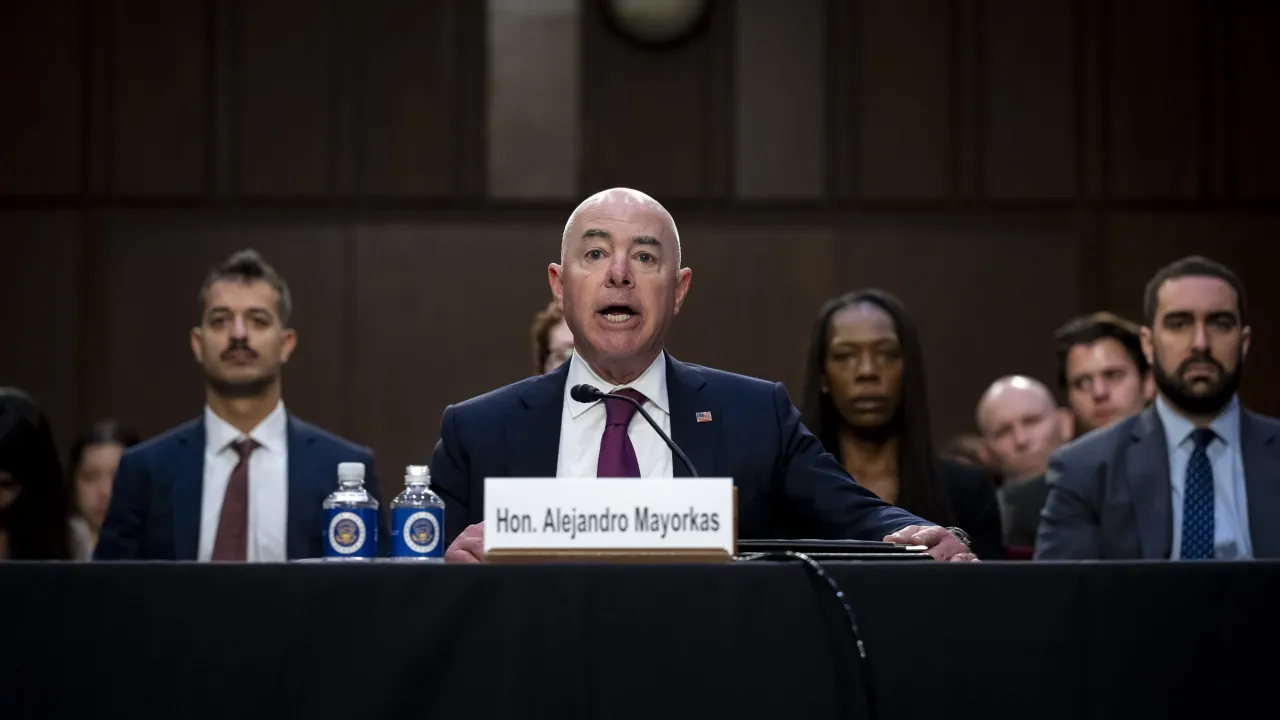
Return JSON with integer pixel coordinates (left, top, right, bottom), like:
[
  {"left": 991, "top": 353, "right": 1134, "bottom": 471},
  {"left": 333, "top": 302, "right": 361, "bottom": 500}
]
[
  {"left": 487, "top": 0, "right": 580, "bottom": 199},
  {"left": 664, "top": 223, "right": 841, "bottom": 392},
  {"left": 109, "top": 0, "right": 208, "bottom": 195},
  {"left": 0, "top": 0, "right": 83, "bottom": 195},
  {"left": 579, "top": 0, "right": 730, "bottom": 198},
  {"left": 1106, "top": 0, "right": 1202, "bottom": 199},
  {"left": 1102, "top": 215, "right": 1280, "bottom": 416},
  {"left": 357, "top": 0, "right": 457, "bottom": 196},
  {"left": 351, "top": 222, "right": 563, "bottom": 494},
  {"left": 851, "top": 0, "right": 953, "bottom": 199},
  {"left": 1231, "top": 0, "right": 1280, "bottom": 199},
  {"left": 983, "top": 0, "right": 1076, "bottom": 199},
  {"left": 92, "top": 213, "right": 346, "bottom": 438},
  {"left": 235, "top": 0, "right": 337, "bottom": 195},
  {"left": 733, "top": 0, "right": 825, "bottom": 199},
  {"left": 839, "top": 216, "right": 1083, "bottom": 439},
  {"left": 0, "top": 213, "right": 81, "bottom": 454}
]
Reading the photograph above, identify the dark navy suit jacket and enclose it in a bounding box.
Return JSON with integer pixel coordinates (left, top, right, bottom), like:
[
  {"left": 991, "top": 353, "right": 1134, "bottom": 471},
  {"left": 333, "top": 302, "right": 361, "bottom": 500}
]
[
  {"left": 95, "top": 415, "right": 387, "bottom": 560},
  {"left": 431, "top": 355, "right": 930, "bottom": 546}
]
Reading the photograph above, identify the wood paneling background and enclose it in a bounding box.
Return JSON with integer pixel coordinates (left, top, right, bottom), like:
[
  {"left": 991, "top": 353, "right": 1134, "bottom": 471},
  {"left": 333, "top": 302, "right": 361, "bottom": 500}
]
[{"left": 2, "top": 0, "right": 1279, "bottom": 496}]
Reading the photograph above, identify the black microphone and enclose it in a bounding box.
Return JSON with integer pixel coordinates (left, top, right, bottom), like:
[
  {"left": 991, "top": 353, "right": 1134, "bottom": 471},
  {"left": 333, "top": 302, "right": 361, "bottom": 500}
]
[{"left": 570, "top": 384, "right": 699, "bottom": 477}]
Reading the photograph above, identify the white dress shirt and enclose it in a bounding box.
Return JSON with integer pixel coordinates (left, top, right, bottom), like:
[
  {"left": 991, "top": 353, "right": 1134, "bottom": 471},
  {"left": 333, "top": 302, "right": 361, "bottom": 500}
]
[
  {"left": 1155, "top": 394, "right": 1253, "bottom": 560},
  {"left": 556, "top": 351, "right": 674, "bottom": 478},
  {"left": 198, "top": 401, "right": 290, "bottom": 562}
]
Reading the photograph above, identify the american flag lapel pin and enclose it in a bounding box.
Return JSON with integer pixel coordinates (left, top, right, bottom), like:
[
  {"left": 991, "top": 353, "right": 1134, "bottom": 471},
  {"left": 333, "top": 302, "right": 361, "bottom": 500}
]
[{"left": 695, "top": 411, "right": 713, "bottom": 423}]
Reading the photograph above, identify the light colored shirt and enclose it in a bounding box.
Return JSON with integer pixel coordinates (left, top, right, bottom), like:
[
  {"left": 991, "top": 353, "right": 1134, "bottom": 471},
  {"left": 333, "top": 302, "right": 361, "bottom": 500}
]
[
  {"left": 556, "top": 351, "right": 674, "bottom": 478},
  {"left": 1155, "top": 394, "right": 1252, "bottom": 559},
  {"left": 198, "top": 401, "right": 289, "bottom": 562}
]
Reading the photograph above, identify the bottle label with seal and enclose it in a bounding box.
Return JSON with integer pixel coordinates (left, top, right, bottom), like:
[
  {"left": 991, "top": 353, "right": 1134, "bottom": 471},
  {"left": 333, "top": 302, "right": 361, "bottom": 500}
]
[
  {"left": 324, "top": 508, "right": 378, "bottom": 558},
  {"left": 391, "top": 507, "right": 444, "bottom": 558}
]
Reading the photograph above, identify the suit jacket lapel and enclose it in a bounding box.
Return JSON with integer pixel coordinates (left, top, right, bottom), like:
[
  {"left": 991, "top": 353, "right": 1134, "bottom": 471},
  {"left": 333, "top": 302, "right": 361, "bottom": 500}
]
[
  {"left": 1241, "top": 411, "right": 1280, "bottom": 557},
  {"left": 507, "top": 364, "right": 566, "bottom": 477},
  {"left": 172, "top": 420, "right": 206, "bottom": 561},
  {"left": 1126, "top": 408, "right": 1173, "bottom": 559},
  {"left": 666, "top": 356, "right": 719, "bottom": 478},
  {"left": 286, "top": 417, "right": 319, "bottom": 560}
]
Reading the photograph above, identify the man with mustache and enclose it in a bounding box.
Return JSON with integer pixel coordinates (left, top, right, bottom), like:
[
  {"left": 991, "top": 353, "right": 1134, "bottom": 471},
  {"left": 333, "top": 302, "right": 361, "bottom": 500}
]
[
  {"left": 96, "top": 250, "right": 386, "bottom": 561},
  {"left": 1036, "top": 256, "right": 1280, "bottom": 560},
  {"left": 435, "top": 188, "right": 974, "bottom": 562}
]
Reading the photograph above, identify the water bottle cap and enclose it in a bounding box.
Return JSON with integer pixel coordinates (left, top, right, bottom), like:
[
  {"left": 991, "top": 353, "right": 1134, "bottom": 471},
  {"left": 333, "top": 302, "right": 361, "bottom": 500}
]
[
  {"left": 405, "top": 464, "right": 431, "bottom": 484},
  {"left": 337, "top": 462, "right": 365, "bottom": 481}
]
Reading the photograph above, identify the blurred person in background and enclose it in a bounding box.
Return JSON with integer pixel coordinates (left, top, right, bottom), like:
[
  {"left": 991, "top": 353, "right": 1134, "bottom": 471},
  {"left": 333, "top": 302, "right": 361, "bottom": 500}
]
[
  {"left": 531, "top": 299, "right": 575, "bottom": 375},
  {"left": 1054, "top": 311, "right": 1153, "bottom": 437},
  {"left": 976, "top": 375, "right": 1071, "bottom": 549},
  {"left": 66, "top": 419, "right": 141, "bottom": 560},
  {"left": 801, "top": 289, "right": 1005, "bottom": 559},
  {"left": 940, "top": 432, "right": 993, "bottom": 474},
  {"left": 0, "top": 388, "right": 72, "bottom": 560}
]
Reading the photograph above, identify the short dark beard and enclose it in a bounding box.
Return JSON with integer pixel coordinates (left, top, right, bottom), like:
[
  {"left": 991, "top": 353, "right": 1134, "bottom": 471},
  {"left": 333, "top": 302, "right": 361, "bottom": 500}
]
[
  {"left": 1152, "top": 347, "right": 1243, "bottom": 417},
  {"left": 206, "top": 372, "right": 277, "bottom": 399}
]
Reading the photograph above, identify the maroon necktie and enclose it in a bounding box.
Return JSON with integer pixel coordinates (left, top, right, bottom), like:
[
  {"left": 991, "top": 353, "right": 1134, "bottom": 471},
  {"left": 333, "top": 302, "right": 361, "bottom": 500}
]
[
  {"left": 211, "top": 438, "right": 258, "bottom": 561},
  {"left": 596, "top": 389, "right": 647, "bottom": 477}
]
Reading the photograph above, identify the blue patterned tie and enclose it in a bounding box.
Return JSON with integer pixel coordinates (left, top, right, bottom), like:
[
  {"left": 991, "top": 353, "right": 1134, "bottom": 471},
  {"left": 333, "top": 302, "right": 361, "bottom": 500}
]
[{"left": 1180, "top": 428, "right": 1216, "bottom": 560}]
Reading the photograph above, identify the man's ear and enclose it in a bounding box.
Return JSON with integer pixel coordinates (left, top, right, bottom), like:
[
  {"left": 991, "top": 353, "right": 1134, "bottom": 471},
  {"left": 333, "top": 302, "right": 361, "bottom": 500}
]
[
  {"left": 280, "top": 329, "right": 298, "bottom": 364},
  {"left": 548, "top": 263, "right": 564, "bottom": 311},
  {"left": 976, "top": 442, "right": 994, "bottom": 469},
  {"left": 190, "top": 327, "right": 205, "bottom": 364},
  {"left": 673, "top": 267, "right": 692, "bottom": 314},
  {"left": 1057, "top": 407, "right": 1075, "bottom": 441}
]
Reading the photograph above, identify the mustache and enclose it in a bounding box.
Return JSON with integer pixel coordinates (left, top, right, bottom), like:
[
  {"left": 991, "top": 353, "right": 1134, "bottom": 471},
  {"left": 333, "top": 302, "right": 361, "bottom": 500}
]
[
  {"left": 221, "top": 338, "right": 258, "bottom": 360},
  {"left": 1177, "top": 351, "right": 1224, "bottom": 374}
]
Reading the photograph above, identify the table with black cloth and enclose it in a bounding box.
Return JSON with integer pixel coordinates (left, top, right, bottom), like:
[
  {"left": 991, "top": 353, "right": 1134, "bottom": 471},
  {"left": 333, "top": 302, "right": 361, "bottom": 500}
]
[{"left": 4, "top": 561, "right": 1278, "bottom": 719}]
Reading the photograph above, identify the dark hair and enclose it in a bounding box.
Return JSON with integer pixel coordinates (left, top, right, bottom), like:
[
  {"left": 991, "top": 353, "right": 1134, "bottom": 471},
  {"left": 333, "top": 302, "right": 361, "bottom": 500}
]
[
  {"left": 1143, "top": 255, "right": 1247, "bottom": 327},
  {"left": 68, "top": 419, "right": 141, "bottom": 513},
  {"left": 198, "top": 249, "right": 293, "bottom": 326},
  {"left": 530, "top": 300, "right": 565, "bottom": 374},
  {"left": 0, "top": 388, "right": 71, "bottom": 560},
  {"left": 800, "top": 289, "right": 955, "bottom": 526},
  {"left": 1053, "top": 311, "right": 1149, "bottom": 388}
]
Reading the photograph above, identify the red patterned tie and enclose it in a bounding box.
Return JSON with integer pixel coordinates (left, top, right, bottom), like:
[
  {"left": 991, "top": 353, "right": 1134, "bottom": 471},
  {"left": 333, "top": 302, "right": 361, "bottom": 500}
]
[
  {"left": 596, "top": 389, "right": 647, "bottom": 477},
  {"left": 211, "top": 438, "right": 258, "bottom": 561}
]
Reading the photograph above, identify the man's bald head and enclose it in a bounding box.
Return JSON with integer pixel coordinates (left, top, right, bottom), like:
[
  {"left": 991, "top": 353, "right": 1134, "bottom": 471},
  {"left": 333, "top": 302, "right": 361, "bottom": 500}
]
[
  {"left": 560, "top": 188, "right": 681, "bottom": 269},
  {"left": 548, "top": 187, "right": 692, "bottom": 386},
  {"left": 976, "top": 375, "right": 1070, "bottom": 484}
]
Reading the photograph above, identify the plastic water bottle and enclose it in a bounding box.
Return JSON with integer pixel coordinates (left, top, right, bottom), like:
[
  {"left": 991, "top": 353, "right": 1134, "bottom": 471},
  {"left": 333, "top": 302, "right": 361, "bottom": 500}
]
[
  {"left": 322, "top": 462, "right": 379, "bottom": 561},
  {"left": 389, "top": 465, "right": 446, "bottom": 562}
]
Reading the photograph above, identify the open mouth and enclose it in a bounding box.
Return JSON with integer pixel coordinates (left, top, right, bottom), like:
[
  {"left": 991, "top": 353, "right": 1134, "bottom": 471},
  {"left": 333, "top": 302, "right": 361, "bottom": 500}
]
[{"left": 598, "top": 304, "right": 639, "bottom": 324}]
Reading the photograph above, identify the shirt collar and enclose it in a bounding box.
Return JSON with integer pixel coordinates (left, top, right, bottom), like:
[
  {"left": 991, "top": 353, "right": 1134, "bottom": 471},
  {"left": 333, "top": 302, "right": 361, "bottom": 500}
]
[
  {"left": 1154, "top": 393, "right": 1241, "bottom": 450},
  {"left": 564, "top": 351, "right": 669, "bottom": 420},
  {"left": 203, "top": 400, "right": 288, "bottom": 454}
]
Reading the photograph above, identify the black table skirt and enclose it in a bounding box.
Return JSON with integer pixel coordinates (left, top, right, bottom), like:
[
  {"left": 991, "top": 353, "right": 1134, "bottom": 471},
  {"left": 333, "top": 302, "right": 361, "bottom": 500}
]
[{"left": 4, "top": 561, "right": 1279, "bottom": 719}]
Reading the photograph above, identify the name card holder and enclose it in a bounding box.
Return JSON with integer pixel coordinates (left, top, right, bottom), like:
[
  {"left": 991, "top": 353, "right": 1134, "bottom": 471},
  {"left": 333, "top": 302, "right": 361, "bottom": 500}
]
[{"left": 482, "top": 478, "right": 737, "bottom": 563}]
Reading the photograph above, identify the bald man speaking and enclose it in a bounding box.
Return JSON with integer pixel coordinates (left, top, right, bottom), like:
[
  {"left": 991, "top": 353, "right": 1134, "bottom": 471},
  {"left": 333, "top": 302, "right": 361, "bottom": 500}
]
[{"left": 433, "top": 188, "right": 973, "bottom": 562}]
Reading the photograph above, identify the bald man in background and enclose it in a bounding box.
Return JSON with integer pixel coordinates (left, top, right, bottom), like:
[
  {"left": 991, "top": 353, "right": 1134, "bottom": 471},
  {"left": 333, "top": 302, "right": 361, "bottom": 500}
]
[
  {"left": 976, "top": 375, "right": 1072, "bottom": 548},
  {"left": 433, "top": 187, "right": 976, "bottom": 563}
]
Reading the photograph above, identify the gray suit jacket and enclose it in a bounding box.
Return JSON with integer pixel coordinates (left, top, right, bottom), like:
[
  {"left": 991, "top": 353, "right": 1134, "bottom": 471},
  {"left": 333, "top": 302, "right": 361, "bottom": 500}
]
[{"left": 1035, "top": 405, "right": 1280, "bottom": 559}]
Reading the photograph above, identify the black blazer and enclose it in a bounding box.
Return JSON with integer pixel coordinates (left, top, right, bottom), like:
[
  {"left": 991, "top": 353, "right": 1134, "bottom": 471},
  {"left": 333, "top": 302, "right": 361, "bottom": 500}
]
[
  {"left": 937, "top": 460, "right": 1006, "bottom": 559},
  {"left": 430, "top": 355, "right": 931, "bottom": 546}
]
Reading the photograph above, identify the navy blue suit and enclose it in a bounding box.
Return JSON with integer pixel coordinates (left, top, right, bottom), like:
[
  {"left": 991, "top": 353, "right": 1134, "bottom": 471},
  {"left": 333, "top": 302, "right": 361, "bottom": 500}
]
[
  {"left": 95, "top": 416, "right": 386, "bottom": 560},
  {"left": 431, "top": 355, "right": 930, "bottom": 546}
]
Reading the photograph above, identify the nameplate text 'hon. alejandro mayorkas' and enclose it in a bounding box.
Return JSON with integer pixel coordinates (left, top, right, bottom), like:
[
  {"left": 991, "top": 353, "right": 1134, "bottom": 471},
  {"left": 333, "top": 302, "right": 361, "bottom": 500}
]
[{"left": 483, "top": 477, "right": 735, "bottom": 555}]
